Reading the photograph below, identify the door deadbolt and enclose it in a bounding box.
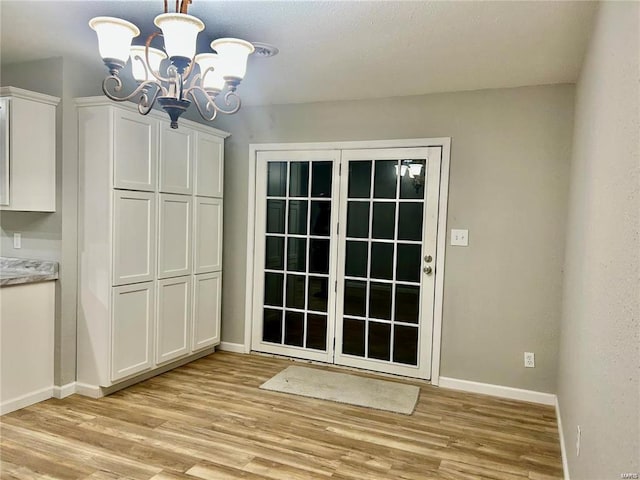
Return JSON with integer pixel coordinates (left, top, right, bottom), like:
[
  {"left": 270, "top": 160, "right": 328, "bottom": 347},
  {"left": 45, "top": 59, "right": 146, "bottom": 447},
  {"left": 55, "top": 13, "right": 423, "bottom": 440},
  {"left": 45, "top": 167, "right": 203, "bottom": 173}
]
[
  {"left": 424, "top": 255, "right": 433, "bottom": 263},
  {"left": 423, "top": 266, "right": 433, "bottom": 275}
]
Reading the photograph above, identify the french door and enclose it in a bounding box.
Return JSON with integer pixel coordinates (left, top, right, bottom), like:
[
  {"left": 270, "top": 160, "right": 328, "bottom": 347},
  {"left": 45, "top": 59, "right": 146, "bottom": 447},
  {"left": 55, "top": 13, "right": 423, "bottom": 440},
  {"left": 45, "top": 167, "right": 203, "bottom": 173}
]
[{"left": 251, "top": 146, "right": 442, "bottom": 379}]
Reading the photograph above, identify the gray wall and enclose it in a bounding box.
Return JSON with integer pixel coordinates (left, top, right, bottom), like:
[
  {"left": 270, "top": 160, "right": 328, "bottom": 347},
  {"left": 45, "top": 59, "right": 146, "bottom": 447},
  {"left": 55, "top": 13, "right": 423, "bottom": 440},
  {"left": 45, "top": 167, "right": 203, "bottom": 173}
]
[
  {"left": 557, "top": 2, "right": 640, "bottom": 478},
  {"left": 215, "top": 84, "right": 574, "bottom": 393},
  {"left": 0, "top": 56, "right": 104, "bottom": 385}
]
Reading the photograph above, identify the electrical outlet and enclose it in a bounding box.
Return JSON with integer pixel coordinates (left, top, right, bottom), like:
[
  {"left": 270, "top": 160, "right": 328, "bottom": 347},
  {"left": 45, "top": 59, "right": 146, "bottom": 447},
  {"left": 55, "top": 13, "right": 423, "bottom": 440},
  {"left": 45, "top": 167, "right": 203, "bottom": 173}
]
[
  {"left": 576, "top": 425, "right": 581, "bottom": 456},
  {"left": 13, "top": 233, "right": 21, "bottom": 249},
  {"left": 524, "top": 352, "right": 535, "bottom": 368}
]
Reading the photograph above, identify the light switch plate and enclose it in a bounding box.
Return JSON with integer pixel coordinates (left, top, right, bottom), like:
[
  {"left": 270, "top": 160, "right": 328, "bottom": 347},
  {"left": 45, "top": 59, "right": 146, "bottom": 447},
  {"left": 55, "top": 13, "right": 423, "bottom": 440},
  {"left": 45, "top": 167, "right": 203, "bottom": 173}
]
[
  {"left": 451, "top": 229, "right": 468, "bottom": 246},
  {"left": 13, "top": 233, "right": 21, "bottom": 249}
]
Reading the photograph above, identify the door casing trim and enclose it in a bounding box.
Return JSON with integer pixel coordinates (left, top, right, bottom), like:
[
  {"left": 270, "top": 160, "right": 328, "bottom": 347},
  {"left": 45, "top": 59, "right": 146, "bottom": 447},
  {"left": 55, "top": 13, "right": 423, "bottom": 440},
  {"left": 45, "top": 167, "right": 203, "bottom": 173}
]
[{"left": 244, "top": 138, "right": 451, "bottom": 385}]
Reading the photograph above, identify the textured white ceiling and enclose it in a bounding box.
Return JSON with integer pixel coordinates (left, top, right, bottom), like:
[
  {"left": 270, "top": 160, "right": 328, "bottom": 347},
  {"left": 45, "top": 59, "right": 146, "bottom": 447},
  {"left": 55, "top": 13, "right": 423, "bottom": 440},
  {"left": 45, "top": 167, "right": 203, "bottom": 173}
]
[{"left": 0, "top": 1, "right": 597, "bottom": 106}]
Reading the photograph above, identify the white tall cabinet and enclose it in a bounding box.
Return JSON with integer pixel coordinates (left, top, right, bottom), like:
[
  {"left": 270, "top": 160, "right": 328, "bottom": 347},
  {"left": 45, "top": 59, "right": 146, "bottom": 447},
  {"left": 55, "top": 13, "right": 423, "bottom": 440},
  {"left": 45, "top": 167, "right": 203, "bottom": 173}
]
[{"left": 76, "top": 98, "right": 228, "bottom": 391}]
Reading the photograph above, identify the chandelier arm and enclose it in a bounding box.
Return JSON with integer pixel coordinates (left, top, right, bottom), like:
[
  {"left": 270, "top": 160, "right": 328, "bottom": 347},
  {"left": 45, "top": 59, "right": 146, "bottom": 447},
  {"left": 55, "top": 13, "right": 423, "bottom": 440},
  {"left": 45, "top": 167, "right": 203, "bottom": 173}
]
[
  {"left": 186, "top": 71, "right": 202, "bottom": 91},
  {"left": 187, "top": 88, "right": 219, "bottom": 122},
  {"left": 217, "top": 89, "right": 242, "bottom": 115},
  {"left": 102, "top": 75, "right": 163, "bottom": 103},
  {"left": 145, "top": 32, "right": 171, "bottom": 84},
  {"left": 137, "top": 84, "right": 162, "bottom": 115}
]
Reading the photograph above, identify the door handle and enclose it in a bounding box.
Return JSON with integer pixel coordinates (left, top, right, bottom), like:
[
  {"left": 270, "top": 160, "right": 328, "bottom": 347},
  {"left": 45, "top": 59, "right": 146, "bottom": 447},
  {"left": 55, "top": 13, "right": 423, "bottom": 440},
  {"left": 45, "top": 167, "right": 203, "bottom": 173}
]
[{"left": 423, "top": 266, "right": 433, "bottom": 275}]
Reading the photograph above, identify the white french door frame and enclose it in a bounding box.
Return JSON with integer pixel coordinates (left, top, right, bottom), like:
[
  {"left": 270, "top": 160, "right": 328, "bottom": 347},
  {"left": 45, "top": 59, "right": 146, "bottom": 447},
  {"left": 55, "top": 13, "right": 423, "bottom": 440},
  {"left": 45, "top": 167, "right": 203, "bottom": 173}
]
[{"left": 245, "top": 138, "right": 451, "bottom": 385}]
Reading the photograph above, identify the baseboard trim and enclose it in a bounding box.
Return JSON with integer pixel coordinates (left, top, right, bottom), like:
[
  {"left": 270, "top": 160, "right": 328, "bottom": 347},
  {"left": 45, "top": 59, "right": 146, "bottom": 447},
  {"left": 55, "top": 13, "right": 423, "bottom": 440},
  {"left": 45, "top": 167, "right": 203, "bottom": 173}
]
[
  {"left": 53, "top": 382, "right": 76, "bottom": 399},
  {"left": 555, "top": 396, "right": 570, "bottom": 480},
  {"left": 438, "top": 377, "right": 556, "bottom": 406},
  {"left": 75, "top": 382, "right": 103, "bottom": 399},
  {"left": 218, "top": 342, "right": 246, "bottom": 354},
  {"left": 1, "top": 386, "right": 54, "bottom": 415}
]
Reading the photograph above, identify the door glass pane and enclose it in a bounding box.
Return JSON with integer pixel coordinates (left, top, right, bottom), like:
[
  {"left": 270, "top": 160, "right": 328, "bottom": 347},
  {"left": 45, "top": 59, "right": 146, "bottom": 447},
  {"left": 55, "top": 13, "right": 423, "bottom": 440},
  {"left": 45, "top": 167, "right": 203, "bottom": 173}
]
[
  {"left": 284, "top": 311, "right": 304, "bottom": 346},
  {"left": 398, "top": 203, "right": 423, "bottom": 241},
  {"left": 310, "top": 201, "right": 331, "bottom": 236},
  {"left": 267, "top": 162, "right": 287, "bottom": 197},
  {"left": 289, "top": 162, "right": 309, "bottom": 197},
  {"left": 345, "top": 241, "right": 368, "bottom": 277},
  {"left": 288, "top": 200, "right": 308, "bottom": 235},
  {"left": 373, "top": 160, "right": 398, "bottom": 199},
  {"left": 287, "top": 238, "right": 307, "bottom": 272},
  {"left": 266, "top": 200, "right": 286, "bottom": 233},
  {"left": 372, "top": 202, "right": 396, "bottom": 240},
  {"left": 396, "top": 244, "right": 421, "bottom": 282},
  {"left": 344, "top": 280, "right": 366, "bottom": 317},
  {"left": 370, "top": 242, "right": 393, "bottom": 280},
  {"left": 369, "top": 282, "right": 392, "bottom": 320},
  {"left": 400, "top": 159, "right": 426, "bottom": 199},
  {"left": 395, "top": 284, "right": 420, "bottom": 324},
  {"left": 347, "top": 202, "right": 369, "bottom": 238},
  {"left": 265, "top": 236, "right": 284, "bottom": 270},
  {"left": 309, "top": 239, "right": 329, "bottom": 274},
  {"left": 311, "top": 162, "right": 332, "bottom": 198},
  {"left": 307, "top": 314, "right": 327, "bottom": 350},
  {"left": 308, "top": 277, "right": 328, "bottom": 312},
  {"left": 348, "top": 161, "right": 372, "bottom": 198},
  {"left": 264, "top": 273, "right": 283, "bottom": 306},
  {"left": 286, "top": 274, "right": 305, "bottom": 309},
  {"left": 393, "top": 325, "right": 418, "bottom": 365},
  {"left": 263, "top": 308, "right": 282, "bottom": 343},
  {"left": 343, "top": 318, "right": 365, "bottom": 356},
  {"left": 368, "top": 322, "right": 391, "bottom": 361},
  {"left": 340, "top": 154, "right": 429, "bottom": 369}
]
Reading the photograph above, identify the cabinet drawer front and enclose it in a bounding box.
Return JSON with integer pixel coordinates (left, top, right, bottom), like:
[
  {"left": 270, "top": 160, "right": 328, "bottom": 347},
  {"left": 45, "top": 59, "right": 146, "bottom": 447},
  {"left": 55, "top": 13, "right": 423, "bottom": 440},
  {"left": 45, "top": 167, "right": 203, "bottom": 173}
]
[
  {"left": 194, "top": 197, "right": 223, "bottom": 273},
  {"left": 113, "top": 190, "right": 156, "bottom": 285},
  {"left": 157, "top": 276, "right": 191, "bottom": 364},
  {"left": 194, "top": 132, "right": 223, "bottom": 197},
  {"left": 192, "top": 272, "right": 221, "bottom": 351},
  {"left": 158, "top": 193, "right": 192, "bottom": 278},
  {"left": 113, "top": 111, "right": 157, "bottom": 191},
  {"left": 159, "top": 126, "right": 193, "bottom": 195},
  {"left": 111, "top": 282, "right": 154, "bottom": 382}
]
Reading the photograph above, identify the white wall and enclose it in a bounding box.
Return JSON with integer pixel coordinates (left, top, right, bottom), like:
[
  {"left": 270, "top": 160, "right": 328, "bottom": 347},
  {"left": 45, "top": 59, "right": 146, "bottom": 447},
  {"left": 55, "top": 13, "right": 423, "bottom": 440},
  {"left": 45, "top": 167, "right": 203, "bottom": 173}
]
[
  {"left": 557, "top": 2, "right": 640, "bottom": 478},
  {"left": 215, "top": 84, "right": 574, "bottom": 393}
]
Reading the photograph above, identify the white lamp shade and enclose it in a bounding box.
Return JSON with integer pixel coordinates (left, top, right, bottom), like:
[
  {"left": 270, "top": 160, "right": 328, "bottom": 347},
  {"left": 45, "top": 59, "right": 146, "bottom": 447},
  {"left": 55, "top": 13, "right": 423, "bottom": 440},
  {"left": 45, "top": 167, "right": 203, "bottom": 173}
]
[
  {"left": 210, "top": 38, "right": 255, "bottom": 80},
  {"left": 130, "top": 46, "right": 167, "bottom": 82},
  {"left": 194, "top": 53, "right": 226, "bottom": 92},
  {"left": 89, "top": 17, "right": 140, "bottom": 64},
  {"left": 408, "top": 163, "right": 423, "bottom": 178},
  {"left": 154, "top": 13, "right": 204, "bottom": 60}
]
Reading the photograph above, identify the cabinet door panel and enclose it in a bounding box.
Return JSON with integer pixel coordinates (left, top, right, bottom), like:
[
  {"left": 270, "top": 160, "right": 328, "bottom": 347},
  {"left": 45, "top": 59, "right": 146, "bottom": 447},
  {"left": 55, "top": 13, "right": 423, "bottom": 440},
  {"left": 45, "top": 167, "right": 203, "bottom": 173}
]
[
  {"left": 159, "top": 126, "right": 193, "bottom": 194},
  {"left": 111, "top": 282, "right": 154, "bottom": 382},
  {"left": 113, "top": 111, "right": 157, "bottom": 191},
  {"left": 157, "top": 276, "right": 191, "bottom": 364},
  {"left": 194, "top": 197, "right": 222, "bottom": 273},
  {"left": 194, "top": 132, "right": 223, "bottom": 197},
  {"left": 192, "top": 272, "right": 221, "bottom": 351},
  {"left": 158, "top": 194, "right": 192, "bottom": 278},
  {"left": 113, "top": 190, "right": 156, "bottom": 285}
]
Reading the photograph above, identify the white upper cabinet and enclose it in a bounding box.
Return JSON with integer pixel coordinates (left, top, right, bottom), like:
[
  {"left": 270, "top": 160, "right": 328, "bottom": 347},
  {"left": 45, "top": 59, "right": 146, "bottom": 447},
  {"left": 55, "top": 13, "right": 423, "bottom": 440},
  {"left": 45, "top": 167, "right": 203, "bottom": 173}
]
[
  {"left": 111, "top": 282, "right": 155, "bottom": 382},
  {"left": 113, "top": 109, "right": 158, "bottom": 192},
  {"left": 0, "top": 87, "right": 59, "bottom": 212},
  {"left": 157, "top": 276, "right": 192, "bottom": 364},
  {"left": 194, "top": 131, "right": 224, "bottom": 198},
  {"left": 112, "top": 190, "right": 156, "bottom": 286},
  {"left": 194, "top": 197, "right": 223, "bottom": 274},
  {"left": 159, "top": 125, "right": 193, "bottom": 195},
  {"left": 158, "top": 193, "right": 192, "bottom": 279}
]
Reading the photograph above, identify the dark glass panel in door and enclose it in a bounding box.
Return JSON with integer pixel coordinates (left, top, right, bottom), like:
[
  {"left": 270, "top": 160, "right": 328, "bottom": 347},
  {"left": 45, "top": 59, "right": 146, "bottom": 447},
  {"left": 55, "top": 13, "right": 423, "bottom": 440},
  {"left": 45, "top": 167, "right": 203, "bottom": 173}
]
[
  {"left": 265, "top": 236, "right": 284, "bottom": 270},
  {"left": 309, "top": 239, "right": 329, "bottom": 274},
  {"left": 399, "top": 159, "right": 426, "bottom": 199},
  {"left": 368, "top": 322, "right": 391, "bottom": 361},
  {"left": 264, "top": 273, "right": 283, "bottom": 306},
  {"left": 346, "top": 202, "right": 369, "bottom": 238},
  {"left": 370, "top": 242, "right": 393, "bottom": 280},
  {"left": 396, "top": 244, "right": 421, "bottom": 282},
  {"left": 267, "top": 162, "right": 287, "bottom": 196},
  {"left": 286, "top": 275, "right": 305, "bottom": 309},
  {"left": 344, "top": 280, "right": 366, "bottom": 317},
  {"left": 369, "top": 282, "right": 392, "bottom": 320},
  {"left": 393, "top": 325, "right": 418, "bottom": 365},
  {"left": 288, "top": 200, "right": 308, "bottom": 235},
  {"left": 373, "top": 160, "right": 398, "bottom": 199},
  {"left": 372, "top": 202, "right": 396, "bottom": 240},
  {"left": 348, "top": 161, "right": 372, "bottom": 198},
  {"left": 266, "top": 200, "right": 286, "bottom": 234},
  {"left": 284, "top": 311, "right": 304, "bottom": 346},
  {"left": 289, "top": 162, "right": 309, "bottom": 197},
  {"left": 343, "top": 318, "right": 365, "bottom": 356},
  {"left": 345, "top": 241, "right": 368, "bottom": 277},
  {"left": 395, "top": 284, "right": 420, "bottom": 324},
  {"left": 398, "top": 203, "right": 423, "bottom": 241},
  {"left": 263, "top": 308, "right": 282, "bottom": 343},
  {"left": 307, "top": 314, "right": 327, "bottom": 350},
  {"left": 307, "top": 277, "right": 328, "bottom": 312},
  {"left": 287, "top": 238, "right": 307, "bottom": 272},
  {"left": 310, "top": 201, "right": 331, "bottom": 236},
  {"left": 311, "top": 162, "right": 332, "bottom": 197}
]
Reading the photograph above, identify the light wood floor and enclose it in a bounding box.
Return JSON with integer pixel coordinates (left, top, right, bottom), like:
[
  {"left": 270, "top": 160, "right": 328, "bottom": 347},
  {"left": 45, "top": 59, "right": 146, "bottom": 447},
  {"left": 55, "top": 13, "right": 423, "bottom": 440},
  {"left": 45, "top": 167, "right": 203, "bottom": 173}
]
[{"left": 0, "top": 352, "right": 563, "bottom": 479}]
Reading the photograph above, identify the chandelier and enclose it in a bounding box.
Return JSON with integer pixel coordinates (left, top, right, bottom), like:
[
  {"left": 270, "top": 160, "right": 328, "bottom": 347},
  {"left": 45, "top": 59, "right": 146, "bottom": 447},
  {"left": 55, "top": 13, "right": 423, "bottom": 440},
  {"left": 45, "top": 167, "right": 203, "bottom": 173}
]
[{"left": 89, "top": 0, "right": 269, "bottom": 128}]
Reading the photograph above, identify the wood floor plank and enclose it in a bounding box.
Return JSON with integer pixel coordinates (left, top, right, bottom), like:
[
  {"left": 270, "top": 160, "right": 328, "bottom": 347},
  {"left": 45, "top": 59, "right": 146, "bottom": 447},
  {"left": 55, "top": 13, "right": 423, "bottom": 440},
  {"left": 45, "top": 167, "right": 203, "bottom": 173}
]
[{"left": 0, "top": 352, "right": 563, "bottom": 479}]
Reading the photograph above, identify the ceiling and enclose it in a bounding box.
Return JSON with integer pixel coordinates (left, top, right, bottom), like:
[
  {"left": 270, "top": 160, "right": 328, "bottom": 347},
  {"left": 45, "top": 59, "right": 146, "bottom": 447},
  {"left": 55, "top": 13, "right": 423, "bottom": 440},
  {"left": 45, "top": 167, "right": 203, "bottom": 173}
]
[{"left": 0, "top": 1, "right": 597, "bottom": 106}]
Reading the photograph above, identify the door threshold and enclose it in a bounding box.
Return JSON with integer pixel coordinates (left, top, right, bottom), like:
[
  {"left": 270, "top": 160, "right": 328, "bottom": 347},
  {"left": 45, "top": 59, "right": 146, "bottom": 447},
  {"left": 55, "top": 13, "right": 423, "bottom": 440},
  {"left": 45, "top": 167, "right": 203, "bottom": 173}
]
[{"left": 250, "top": 350, "right": 432, "bottom": 387}]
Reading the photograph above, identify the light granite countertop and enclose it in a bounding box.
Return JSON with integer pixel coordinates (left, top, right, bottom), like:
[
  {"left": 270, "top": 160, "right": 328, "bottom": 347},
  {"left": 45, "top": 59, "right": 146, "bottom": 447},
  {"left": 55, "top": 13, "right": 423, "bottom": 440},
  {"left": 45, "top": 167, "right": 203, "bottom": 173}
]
[{"left": 0, "top": 257, "right": 59, "bottom": 286}]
